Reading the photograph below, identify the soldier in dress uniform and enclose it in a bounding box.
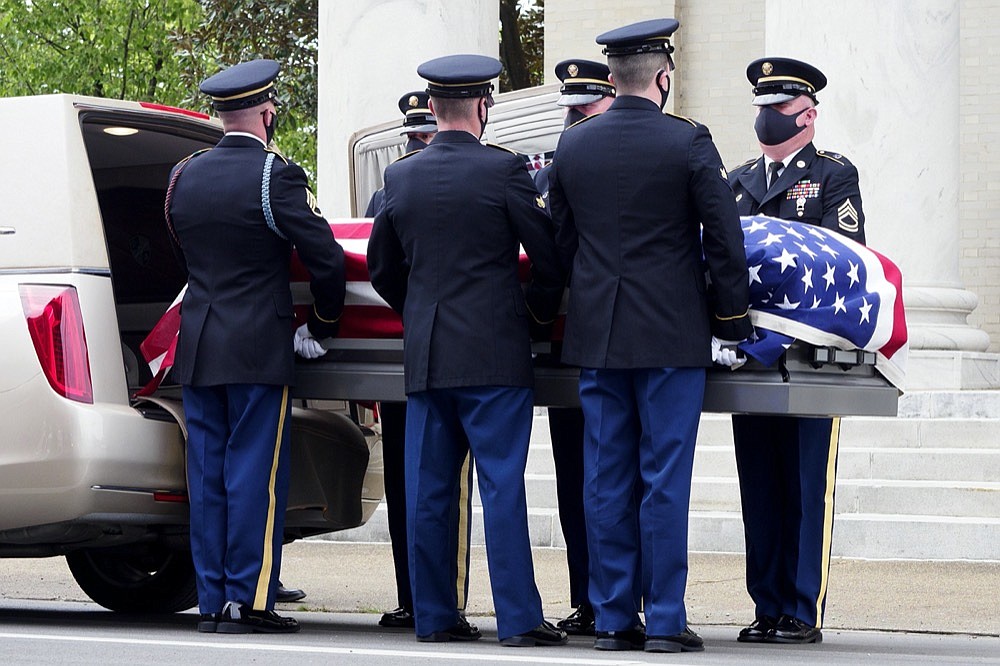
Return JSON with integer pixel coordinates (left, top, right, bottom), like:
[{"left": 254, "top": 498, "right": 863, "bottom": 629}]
[
  {"left": 547, "top": 19, "right": 752, "bottom": 653},
  {"left": 364, "top": 91, "right": 439, "bottom": 219},
  {"left": 364, "top": 92, "right": 474, "bottom": 633},
  {"left": 728, "top": 57, "right": 866, "bottom": 645},
  {"left": 367, "top": 54, "right": 568, "bottom": 647},
  {"left": 532, "top": 57, "right": 616, "bottom": 638},
  {"left": 166, "top": 59, "right": 346, "bottom": 634}
]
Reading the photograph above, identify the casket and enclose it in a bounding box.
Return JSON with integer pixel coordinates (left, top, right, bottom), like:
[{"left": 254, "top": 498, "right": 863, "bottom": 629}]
[{"left": 143, "top": 216, "right": 906, "bottom": 417}]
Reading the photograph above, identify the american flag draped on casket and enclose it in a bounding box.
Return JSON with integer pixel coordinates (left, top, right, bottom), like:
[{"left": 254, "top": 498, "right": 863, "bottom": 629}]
[
  {"left": 736, "top": 215, "right": 907, "bottom": 389},
  {"left": 137, "top": 215, "right": 907, "bottom": 396},
  {"left": 137, "top": 219, "right": 400, "bottom": 396}
]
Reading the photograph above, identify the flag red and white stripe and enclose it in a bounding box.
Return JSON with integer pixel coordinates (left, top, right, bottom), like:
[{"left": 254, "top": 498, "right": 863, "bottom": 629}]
[{"left": 136, "top": 219, "right": 401, "bottom": 396}]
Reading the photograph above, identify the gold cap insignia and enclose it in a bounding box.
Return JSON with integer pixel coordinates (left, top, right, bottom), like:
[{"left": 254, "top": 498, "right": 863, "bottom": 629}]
[
  {"left": 408, "top": 95, "right": 419, "bottom": 108},
  {"left": 535, "top": 195, "right": 546, "bottom": 210},
  {"left": 762, "top": 62, "right": 773, "bottom": 76},
  {"left": 567, "top": 63, "right": 579, "bottom": 77}
]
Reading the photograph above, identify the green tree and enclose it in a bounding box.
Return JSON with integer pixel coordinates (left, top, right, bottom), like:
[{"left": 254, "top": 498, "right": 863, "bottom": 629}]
[
  {"left": 0, "top": 0, "right": 319, "bottom": 176},
  {"left": 172, "top": 0, "right": 319, "bottom": 176},
  {"left": 499, "top": 0, "right": 543, "bottom": 92},
  {"left": 0, "top": 0, "right": 202, "bottom": 101}
]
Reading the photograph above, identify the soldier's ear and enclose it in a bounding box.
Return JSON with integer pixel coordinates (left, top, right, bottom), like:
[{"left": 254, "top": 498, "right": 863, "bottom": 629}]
[{"left": 428, "top": 98, "right": 437, "bottom": 116}]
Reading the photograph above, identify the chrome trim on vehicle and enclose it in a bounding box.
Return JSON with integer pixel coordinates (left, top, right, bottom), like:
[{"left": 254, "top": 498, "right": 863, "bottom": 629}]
[{"left": 91, "top": 485, "right": 186, "bottom": 495}]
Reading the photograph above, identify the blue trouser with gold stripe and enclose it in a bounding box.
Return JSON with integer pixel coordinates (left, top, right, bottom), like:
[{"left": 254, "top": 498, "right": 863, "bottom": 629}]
[
  {"left": 405, "top": 386, "right": 543, "bottom": 641},
  {"left": 183, "top": 383, "right": 291, "bottom": 614},
  {"left": 732, "top": 414, "right": 841, "bottom": 628},
  {"left": 579, "top": 367, "right": 705, "bottom": 638}
]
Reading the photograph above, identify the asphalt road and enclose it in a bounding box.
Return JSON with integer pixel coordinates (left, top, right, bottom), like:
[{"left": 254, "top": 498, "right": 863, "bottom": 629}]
[{"left": 1, "top": 542, "right": 998, "bottom": 664}]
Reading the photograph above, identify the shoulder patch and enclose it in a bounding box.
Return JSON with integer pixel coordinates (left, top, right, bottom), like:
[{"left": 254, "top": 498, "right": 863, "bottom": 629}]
[
  {"left": 264, "top": 146, "right": 289, "bottom": 164},
  {"left": 816, "top": 149, "right": 846, "bottom": 166},
  {"left": 392, "top": 149, "right": 422, "bottom": 163},
  {"left": 663, "top": 111, "right": 697, "bottom": 127},
  {"left": 566, "top": 113, "right": 601, "bottom": 130}
]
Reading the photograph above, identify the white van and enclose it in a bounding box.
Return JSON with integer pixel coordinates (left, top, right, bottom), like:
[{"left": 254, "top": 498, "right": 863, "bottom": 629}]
[{"left": 0, "top": 94, "right": 383, "bottom": 613}]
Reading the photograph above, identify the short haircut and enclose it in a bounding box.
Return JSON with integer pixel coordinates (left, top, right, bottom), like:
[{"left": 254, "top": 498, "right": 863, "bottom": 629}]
[
  {"left": 430, "top": 96, "right": 479, "bottom": 123},
  {"left": 609, "top": 52, "right": 671, "bottom": 94},
  {"left": 217, "top": 104, "right": 266, "bottom": 129}
]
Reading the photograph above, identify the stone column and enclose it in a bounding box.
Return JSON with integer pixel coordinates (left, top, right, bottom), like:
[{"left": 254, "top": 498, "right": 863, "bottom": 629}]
[
  {"left": 543, "top": 1, "right": 677, "bottom": 111},
  {"left": 317, "top": 1, "right": 498, "bottom": 218},
  {"left": 766, "top": 0, "right": 997, "bottom": 388}
]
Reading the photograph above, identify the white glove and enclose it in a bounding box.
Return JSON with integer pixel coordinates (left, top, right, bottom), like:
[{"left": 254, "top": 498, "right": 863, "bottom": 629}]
[
  {"left": 294, "top": 323, "right": 327, "bottom": 360},
  {"left": 711, "top": 337, "right": 744, "bottom": 368}
]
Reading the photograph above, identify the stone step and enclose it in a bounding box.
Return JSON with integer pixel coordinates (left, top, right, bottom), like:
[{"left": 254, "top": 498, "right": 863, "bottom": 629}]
[
  {"left": 690, "top": 414, "right": 1000, "bottom": 450},
  {"left": 468, "top": 472, "right": 1000, "bottom": 519},
  {"left": 525, "top": 439, "right": 1000, "bottom": 478},
  {"left": 896, "top": 390, "right": 1000, "bottom": 419},
  {"left": 318, "top": 504, "right": 1000, "bottom": 561},
  {"left": 688, "top": 445, "right": 1000, "bottom": 483},
  {"left": 687, "top": 511, "right": 1000, "bottom": 561},
  {"left": 688, "top": 476, "right": 1000, "bottom": 518}
]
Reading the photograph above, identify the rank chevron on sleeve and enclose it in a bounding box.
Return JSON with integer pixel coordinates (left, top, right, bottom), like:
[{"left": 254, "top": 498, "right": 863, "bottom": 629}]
[{"left": 837, "top": 198, "right": 860, "bottom": 232}]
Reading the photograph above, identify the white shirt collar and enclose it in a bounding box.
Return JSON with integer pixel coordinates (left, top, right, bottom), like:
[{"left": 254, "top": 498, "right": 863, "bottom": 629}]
[
  {"left": 764, "top": 146, "right": 805, "bottom": 173},
  {"left": 225, "top": 131, "right": 267, "bottom": 147}
]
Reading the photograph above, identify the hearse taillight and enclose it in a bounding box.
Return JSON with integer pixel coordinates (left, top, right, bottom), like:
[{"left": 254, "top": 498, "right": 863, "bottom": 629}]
[{"left": 19, "top": 284, "right": 94, "bottom": 404}]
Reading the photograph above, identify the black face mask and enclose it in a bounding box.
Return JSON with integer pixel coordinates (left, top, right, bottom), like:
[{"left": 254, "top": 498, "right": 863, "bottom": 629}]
[
  {"left": 263, "top": 111, "right": 277, "bottom": 144},
  {"left": 564, "top": 107, "right": 587, "bottom": 129},
  {"left": 656, "top": 69, "right": 671, "bottom": 110},
  {"left": 754, "top": 106, "right": 807, "bottom": 146},
  {"left": 478, "top": 101, "right": 489, "bottom": 139}
]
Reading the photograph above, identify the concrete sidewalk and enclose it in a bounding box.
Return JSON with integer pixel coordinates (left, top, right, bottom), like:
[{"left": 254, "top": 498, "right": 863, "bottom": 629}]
[
  {"left": 1, "top": 541, "right": 997, "bottom": 637},
  {"left": 278, "top": 541, "right": 999, "bottom": 636}
]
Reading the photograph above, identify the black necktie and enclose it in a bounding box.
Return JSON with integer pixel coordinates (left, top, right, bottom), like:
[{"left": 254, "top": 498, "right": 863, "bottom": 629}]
[{"left": 768, "top": 161, "right": 784, "bottom": 189}]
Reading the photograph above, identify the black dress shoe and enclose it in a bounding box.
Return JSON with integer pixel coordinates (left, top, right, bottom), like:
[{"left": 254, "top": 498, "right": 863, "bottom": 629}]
[
  {"left": 557, "top": 604, "right": 596, "bottom": 636},
  {"left": 737, "top": 615, "right": 778, "bottom": 643},
  {"left": 769, "top": 615, "right": 822, "bottom": 644},
  {"left": 379, "top": 606, "right": 415, "bottom": 628},
  {"left": 216, "top": 600, "right": 300, "bottom": 634},
  {"left": 594, "top": 626, "right": 645, "bottom": 651},
  {"left": 275, "top": 585, "right": 307, "bottom": 603},
  {"left": 197, "top": 612, "right": 221, "bottom": 633},
  {"left": 500, "top": 620, "right": 568, "bottom": 647},
  {"left": 416, "top": 617, "right": 482, "bottom": 642},
  {"left": 644, "top": 626, "right": 705, "bottom": 653}
]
